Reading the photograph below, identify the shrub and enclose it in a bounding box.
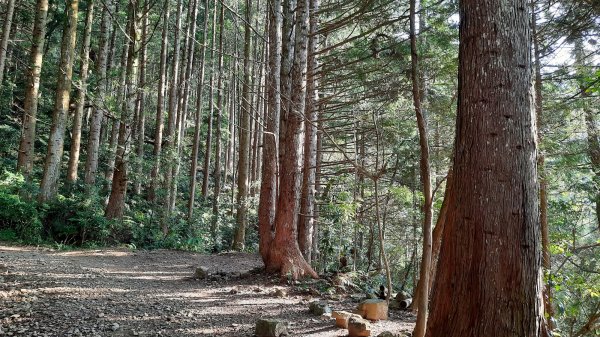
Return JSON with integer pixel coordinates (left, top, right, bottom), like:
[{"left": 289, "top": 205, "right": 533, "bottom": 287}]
[
  {"left": 40, "top": 189, "right": 110, "bottom": 246},
  {"left": 0, "top": 190, "right": 42, "bottom": 243}
]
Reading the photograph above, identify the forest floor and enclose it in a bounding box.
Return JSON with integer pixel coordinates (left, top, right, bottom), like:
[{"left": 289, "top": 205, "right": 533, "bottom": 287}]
[{"left": 0, "top": 243, "right": 415, "bottom": 337}]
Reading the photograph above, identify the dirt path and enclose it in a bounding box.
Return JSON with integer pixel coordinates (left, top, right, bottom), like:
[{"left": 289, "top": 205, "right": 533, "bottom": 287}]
[{"left": 0, "top": 244, "right": 414, "bottom": 336}]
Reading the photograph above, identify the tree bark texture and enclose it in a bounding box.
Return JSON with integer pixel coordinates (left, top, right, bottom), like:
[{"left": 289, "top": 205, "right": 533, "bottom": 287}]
[
  {"left": 187, "top": 0, "right": 210, "bottom": 220},
  {"left": 163, "top": 0, "right": 183, "bottom": 218},
  {"left": 424, "top": 0, "right": 543, "bottom": 335},
  {"left": 410, "top": 0, "right": 433, "bottom": 333},
  {"left": 266, "top": 0, "right": 317, "bottom": 279},
  {"left": 38, "top": 0, "right": 79, "bottom": 202},
  {"left": 210, "top": 2, "right": 226, "bottom": 246},
  {"left": 258, "top": 0, "right": 281, "bottom": 263},
  {"left": 298, "top": 0, "right": 320, "bottom": 263},
  {"left": 84, "top": 1, "right": 110, "bottom": 186},
  {"left": 105, "top": 0, "right": 140, "bottom": 219},
  {"left": 149, "top": 0, "right": 169, "bottom": 203},
  {"left": 67, "top": 0, "right": 94, "bottom": 183},
  {"left": 0, "top": 0, "right": 16, "bottom": 88},
  {"left": 232, "top": 0, "right": 253, "bottom": 251},
  {"left": 17, "top": 0, "right": 48, "bottom": 178}
]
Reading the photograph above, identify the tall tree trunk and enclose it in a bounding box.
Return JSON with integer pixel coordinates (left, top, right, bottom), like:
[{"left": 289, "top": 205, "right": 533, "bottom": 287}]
[
  {"left": 424, "top": 0, "right": 543, "bottom": 335},
  {"left": 171, "top": 0, "right": 199, "bottom": 210},
  {"left": 188, "top": 0, "right": 210, "bottom": 220},
  {"left": 84, "top": 1, "right": 110, "bottom": 186},
  {"left": 280, "top": 0, "right": 294, "bottom": 138},
  {"left": 16, "top": 0, "right": 48, "bottom": 179},
  {"left": 298, "top": 0, "right": 319, "bottom": 262},
  {"left": 148, "top": 0, "right": 169, "bottom": 203},
  {"left": 210, "top": 2, "right": 225, "bottom": 247},
  {"left": 532, "top": 2, "right": 555, "bottom": 332},
  {"left": 258, "top": 0, "right": 281, "bottom": 263},
  {"left": 232, "top": 0, "right": 253, "bottom": 251},
  {"left": 201, "top": 1, "right": 219, "bottom": 198},
  {"left": 410, "top": 0, "right": 433, "bottom": 334},
  {"left": 266, "top": 0, "right": 317, "bottom": 279},
  {"left": 38, "top": 0, "right": 79, "bottom": 203},
  {"left": 133, "top": 2, "right": 148, "bottom": 195},
  {"left": 0, "top": 0, "right": 16, "bottom": 88},
  {"left": 67, "top": 0, "right": 94, "bottom": 183},
  {"left": 105, "top": 0, "right": 141, "bottom": 219},
  {"left": 163, "top": 0, "right": 183, "bottom": 221},
  {"left": 105, "top": 42, "right": 128, "bottom": 186}
]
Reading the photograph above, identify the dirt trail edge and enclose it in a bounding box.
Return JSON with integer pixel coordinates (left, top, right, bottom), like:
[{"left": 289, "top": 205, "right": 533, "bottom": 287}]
[{"left": 0, "top": 244, "right": 414, "bottom": 336}]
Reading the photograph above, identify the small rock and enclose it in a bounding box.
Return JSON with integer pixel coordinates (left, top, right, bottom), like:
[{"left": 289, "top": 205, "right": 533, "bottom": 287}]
[
  {"left": 309, "top": 301, "right": 331, "bottom": 315},
  {"left": 229, "top": 288, "right": 239, "bottom": 295},
  {"left": 255, "top": 319, "right": 288, "bottom": 337},
  {"left": 111, "top": 323, "right": 120, "bottom": 331},
  {"left": 395, "top": 291, "right": 410, "bottom": 301},
  {"left": 194, "top": 266, "right": 209, "bottom": 279},
  {"left": 332, "top": 310, "right": 362, "bottom": 328},
  {"left": 273, "top": 289, "right": 287, "bottom": 298},
  {"left": 348, "top": 316, "right": 371, "bottom": 337},
  {"left": 377, "top": 332, "right": 397, "bottom": 337},
  {"left": 254, "top": 287, "right": 263, "bottom": 293}
]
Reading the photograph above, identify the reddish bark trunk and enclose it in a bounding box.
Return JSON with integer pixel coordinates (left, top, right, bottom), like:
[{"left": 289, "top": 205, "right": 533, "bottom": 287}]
[{"left": 425, "top": 0, "right": 543, "bottom": 335}]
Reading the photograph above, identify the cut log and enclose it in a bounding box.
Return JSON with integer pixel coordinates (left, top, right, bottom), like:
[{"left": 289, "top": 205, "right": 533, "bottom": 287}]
[
  {"left": 348, "top": 316, "right": 371, "bottom": 337},
  {"left": 332, "top": 310, "right": 362, "bottom": 328},
  {"left": 399, "top": 298, "right": 412, "bottom": 309},
  {"left": 357, "top": 299, "right": 388, "bottom": 320}
]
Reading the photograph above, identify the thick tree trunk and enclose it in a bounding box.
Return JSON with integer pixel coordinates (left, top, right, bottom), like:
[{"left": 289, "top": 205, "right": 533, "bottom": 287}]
[
  {"left": 38, "top": 0, "right": 79, "bottom": 202},
  {"left": 16, "top": 0, "right": 48, "bottom": 179},
  {"left": 232, "top": 0, "right": 253, "bottom": 251},
  {"left": 187, "top": 0, "right": 210, "bottom": 220},
  {"left": 67, "top": 0, "right": 94, "bottom": 183},
  {"left": 84, "top": 1, "right": 110, "bottom": 186},
  {"left": 298, "top": 0, "right": 320, "bottom": 262},
  {"left": 0, "top": 0, "right": 16, "bottom": 88},
  {"left": 148, "top": 0, "right": 169, "bottom": 203},
  {"left": 424, "top": 0, "right": 543, "bottom": 335},
  {"left": 266, "top": 0, "right": 317, "bottom": 279},
  {"left": 105, "top": 0, "right": 141, "bottom": 219},
  {"left": 410, "top": 0, "right": 433, "bottom": 334},
  {"left": 259, "top": 0, "right": 280, "bottom": 263}
]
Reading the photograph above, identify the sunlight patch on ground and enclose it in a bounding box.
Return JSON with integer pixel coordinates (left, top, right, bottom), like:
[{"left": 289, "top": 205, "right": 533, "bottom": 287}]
[{"left": 54, "top": 250, "right": 132, "bottom": 257}]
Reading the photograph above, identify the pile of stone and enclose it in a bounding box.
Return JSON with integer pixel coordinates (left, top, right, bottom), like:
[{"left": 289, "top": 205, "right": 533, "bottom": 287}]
[{"left": 255, "top": 298, "right": 407, "bottom": 337}]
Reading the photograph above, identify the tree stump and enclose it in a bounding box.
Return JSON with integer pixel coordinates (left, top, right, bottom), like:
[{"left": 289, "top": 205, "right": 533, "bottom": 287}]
[{"left": 357, "top": 299, "right": 388, "bottom": 320}]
